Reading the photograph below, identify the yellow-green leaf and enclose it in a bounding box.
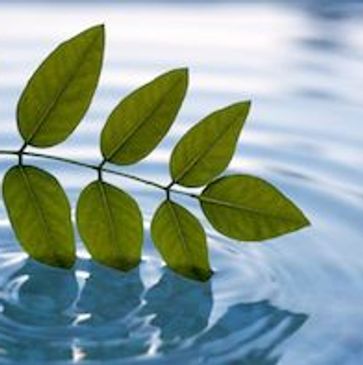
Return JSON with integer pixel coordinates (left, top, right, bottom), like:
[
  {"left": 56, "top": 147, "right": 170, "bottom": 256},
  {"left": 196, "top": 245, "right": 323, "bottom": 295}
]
[
  {"left": 2, "top": 165, "right": 75, "bottom": 268},
  {"left": 200, "top": 174, "right": 310, "bottom": 241},
  {"left": 76, "top": 180, "right": 143, "bottom": 271},
  {"left": 101, "top": 68, "right": 188, "bottom": 165},
  {"left": 151, "top": 200, "right": 212, "bottom": 281},
  {"left": 170, "top": 101, "right": 250, "bottom": 187},
  {"left": 17, "top": 25, "right": 104, "bottom": 147}
]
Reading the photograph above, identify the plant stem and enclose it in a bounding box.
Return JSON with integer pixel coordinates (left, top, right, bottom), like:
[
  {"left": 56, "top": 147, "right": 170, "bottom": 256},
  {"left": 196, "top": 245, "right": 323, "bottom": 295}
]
[{"left": 0, "top": 149, "right": 199, "bottom": 200}]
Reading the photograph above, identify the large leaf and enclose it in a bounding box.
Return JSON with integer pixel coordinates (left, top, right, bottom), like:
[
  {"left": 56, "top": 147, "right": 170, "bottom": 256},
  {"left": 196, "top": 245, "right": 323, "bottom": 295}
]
[
  {"left": 151, "top": 200, "right": 212, "bottom": 281},
  {"left": 17, "top": 25, "right": 104, "bottom": 147},
  {"left": 76, "top": 180, "right": 143, "bottom": 271},
  {"left": 2, "top": 165, "right": 75, "bottom": 268},
  {"left": 101, "top": 68, "right": 188, "bottom": 165},
  {"left": 170, "top": 101, "right": 250, "bottom": 187},
  {"left": 200, "top": 174, "right": 310, "bottom": 241}
]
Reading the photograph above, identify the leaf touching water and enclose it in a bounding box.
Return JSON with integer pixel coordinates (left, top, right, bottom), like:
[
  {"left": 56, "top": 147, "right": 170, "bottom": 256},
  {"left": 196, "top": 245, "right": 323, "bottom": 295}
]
[
  {"left": 17, "top": 25, "right": 104, "bottom": 147},
  {"left": 200, "top": 174, "right": 310, "bottom": 241},
  {"left": 2, "top": 165, "right": 75, "bottom": 268},
  {"left": 0, "top": 24, "right": 312, "bottom": 281},
  {"left": 76, "top": 180, "right": 143, "bottom": 271},
  {"left": 151, "top": 200, "right": 212, "bottom": 281},
  {"left": 170, "top": 101, "right": 250, "bottom": 187},
  {"left": 101, "top": 68, "right": 188, "bottom": 165}
]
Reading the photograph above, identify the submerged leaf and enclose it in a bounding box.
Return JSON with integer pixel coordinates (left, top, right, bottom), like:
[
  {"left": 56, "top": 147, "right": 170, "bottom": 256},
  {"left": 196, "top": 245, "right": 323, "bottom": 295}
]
[
  {"left": 200, "top": 174, "right": 310, "bottom": 241},
  {"left": 76, "top": 180, "right": 143, "bottom": 271},
  {"left": 101, "top": 68, "right": 188, "bottom": 165},
  {"left": 151, "top": 200, "right": 212, "bottom": 281},
  {"left": 2, "top": 165, "right": 75, "bottom": 268},
  {"left": 170, "top": 101, "right": 250, "bottom": 187},
  {"left": 17, "top": 25, "right": 104, "bottom": 147}
]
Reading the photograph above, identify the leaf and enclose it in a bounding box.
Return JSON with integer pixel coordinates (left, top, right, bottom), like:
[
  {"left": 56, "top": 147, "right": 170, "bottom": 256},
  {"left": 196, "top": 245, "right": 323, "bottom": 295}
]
[
  {"left": 151, "top": 200, "right": 212, "bottom": 281},
  {"left": 76, "top": 180, "right": 143, "bottom": 271},
  {"left": 200, "top": 174, "right": 310, "bottom": 241},
  {"left": 17, "top": 25, "right": 104, "bottom": 147},
  {"left": 101, "top": 68, "right": 188, "bottom": 165},
  {"left": 170, "top": 101, "right": 250, "bottom": 187},
  {"left": 2, "top": 165, "right": 75, "bottom": 268}
]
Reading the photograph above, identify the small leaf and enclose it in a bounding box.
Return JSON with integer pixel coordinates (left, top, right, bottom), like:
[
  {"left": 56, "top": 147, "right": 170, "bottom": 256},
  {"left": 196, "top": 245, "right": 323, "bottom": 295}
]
[
  {"left": 101, "top": 68, "right": 188, "bottom": 165},
  {"left": 76, "top": 180, "right": 143, "bottom": 271},
  {"left": 200, "top": 174, "right": 310, "bottom": 241},
  {"left": 170, "top": 101, "right": 250, "bottom": 187},
  {"left": 151, "top": 200, "right": 212, "bottom": 281},
  {"left": 2, "top": 165, "right": 75, "bottom": 268},
  {"left": 17, "top": 25, "right": 104, "bottom": 147}
]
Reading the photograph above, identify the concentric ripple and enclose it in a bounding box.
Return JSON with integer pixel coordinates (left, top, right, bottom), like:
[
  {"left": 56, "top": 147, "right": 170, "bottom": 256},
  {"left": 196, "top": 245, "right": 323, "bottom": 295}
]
[
  {"left": 0, "top": 1, "right": 363, "bottom": 364},
  {"left": 0, "top": 228, "right": 308, "bottom": 365}
]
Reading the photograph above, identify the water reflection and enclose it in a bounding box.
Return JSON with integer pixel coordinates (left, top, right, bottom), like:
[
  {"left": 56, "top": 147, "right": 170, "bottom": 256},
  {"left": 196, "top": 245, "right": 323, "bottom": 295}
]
[
  {"left": 0, "top": 259, "right": 307, "bottom": 364},
  {"left": 77, "top": 261, "right": 144, "bottom": 325},
  {"left": 141, "top": 268, "right": 213, "bottom": 353},
  {"left": 0, "top": 0, "right": 363, "bottom": 363},
  {"left": 196, "top": 301, "right": 307, "bottom": 364},
  {"left": 75, "top": 261, "right": 148, "bottom": 361},
  {"left": 1, "top": 259, "right": 78, "bottom": 326},
  {"left": 0, "top": 259, "right": 77, "bottom": 362}
]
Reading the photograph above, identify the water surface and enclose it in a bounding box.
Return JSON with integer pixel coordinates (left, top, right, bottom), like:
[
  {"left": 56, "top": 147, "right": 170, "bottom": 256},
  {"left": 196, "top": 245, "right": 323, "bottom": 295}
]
[{"left": 0, "top": 2, "right": 363, "bottom": 364}]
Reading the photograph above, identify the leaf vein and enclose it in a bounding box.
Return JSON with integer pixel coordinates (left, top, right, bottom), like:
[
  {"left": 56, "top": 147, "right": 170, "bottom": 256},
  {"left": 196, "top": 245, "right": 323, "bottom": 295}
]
[
  {"left": 105, "top": 75, "right": 184, "bottom": 162},
  {"left": 97, "top": 182, "right": 118, "bottom": 251},
  {"left": 200, "top": 195, "right": 304, "bottom": 224},
  {"left": 167, "top": 202, "right": 192, "bottom": 264},
  {"left": 174, "top": 112, "right": 241, "bottom": 184},
  {"left": 25, "top": 31, "right": 101, "bottom": 144},
  {"left": 19, "top": 167, "right": 58, "bottom": 262}
]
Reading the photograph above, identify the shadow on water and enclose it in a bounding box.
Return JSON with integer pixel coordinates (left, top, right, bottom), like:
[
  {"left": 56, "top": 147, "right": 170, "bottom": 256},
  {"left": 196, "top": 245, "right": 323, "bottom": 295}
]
[
  {"left": 0, "top": 259, "right": 78, "bottom": 362},
  {"left": 2, "top": 260, "right": 78, "bottom": 327},
  {"left": 140, "top": 268, "right": 213, "bottom": 353},
  {"left": 0, "top": 259, "right": 307, "bottom": 364},
  {"left": 194, "top": 301, "right": 307, "bottom": 364}
]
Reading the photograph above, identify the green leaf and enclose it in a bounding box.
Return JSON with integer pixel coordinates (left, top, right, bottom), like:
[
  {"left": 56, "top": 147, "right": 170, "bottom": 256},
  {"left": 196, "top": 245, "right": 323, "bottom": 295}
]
[
  {"left": 151, "top": 200, "right": 212, "bottom": 281},
  {"left": 101, "top": 68, "right": 188, "bottom": 165},
  {"left": 200, "top": 174, "right": 310, "bottom": 241},
  {"left": 76, "top": 180, "right": 143, "bottom": 271},
  {"left": 2, "top": 165, "right": 75, "bottom": 268},
  {"left": 170, "top": 101, "right": 250, "bottom": 187},
  {"left": 17, "top": 25, "right": 104, "bottom": 147}
]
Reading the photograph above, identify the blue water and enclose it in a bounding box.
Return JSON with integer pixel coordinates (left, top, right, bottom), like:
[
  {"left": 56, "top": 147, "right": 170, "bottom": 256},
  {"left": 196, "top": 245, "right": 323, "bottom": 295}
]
[{"left": 1, "top": 1, "right": 363, "bottom": 364}]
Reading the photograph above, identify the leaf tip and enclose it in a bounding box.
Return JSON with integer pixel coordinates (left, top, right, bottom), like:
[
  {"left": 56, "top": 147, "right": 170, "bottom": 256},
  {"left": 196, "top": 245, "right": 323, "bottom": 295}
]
[
  {"left": 99, "top": 257, "right": 141, "bottom": 273},
  {"left": 233, "top": 99, "right": 252, "bottom": 113},
  {"left": 91, "top": 23, "right": 105, "bottom": 33},
  {"left": 98, "top": 23, "right": 106, "bottom": 36},
  {"left": 199, "top": 268, "right": 214, "bottom": 282},
  {"left": 171, "top": 67, "right": 189, "bottom": 82},
  {"left": 84, "top": 23, "right": 105, "bottom": 43},
  {"left": 300, "top": 212, "right": 311, "bottom": 229},
  {"left": 38, "top": 255, "right": 76, "bottom": 270},
  {"left": 192, "top": 267, "right": 214, "bottom": 282},
  {"left": 60, "top": 257, "right": 77, "bottom": 270},
  {"left": 173, "top": 266, "right": 213, "bottom": 282},
  {"left": 289, "top": 200, "right": 311, "bottom": 232},
  {"left": 175, "top": 66, "right": 189, "bottom": 74}
]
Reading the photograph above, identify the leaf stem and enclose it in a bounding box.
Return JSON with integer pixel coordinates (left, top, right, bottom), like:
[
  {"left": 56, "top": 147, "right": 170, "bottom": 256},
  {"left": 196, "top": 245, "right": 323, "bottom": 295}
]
[
  {"left": 18, "top": 142, "right": 27, "bottom": 154},
  {"left": 97, "top": 167, "right": 103, "bottom": 181},
  {"left": 0, "top": 149, "right": 198, "bottom": 200},
  {"left": 98, "top": 159, "right": 106, "bottom": 169},
  {"left": 17, "top": 142, "right": 27, "bottom": 165},
  {"left": 165, "top": 180, "right": 175, "bottom": 190}
]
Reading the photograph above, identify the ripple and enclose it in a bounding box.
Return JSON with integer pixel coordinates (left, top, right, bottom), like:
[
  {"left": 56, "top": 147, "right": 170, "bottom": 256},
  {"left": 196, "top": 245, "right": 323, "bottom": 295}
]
[
  {"left": 1, "top": 1, "right": 363, "bottom": 364},
  {"left": 0, "top": 232, "right": 308, "bottom": 364}
]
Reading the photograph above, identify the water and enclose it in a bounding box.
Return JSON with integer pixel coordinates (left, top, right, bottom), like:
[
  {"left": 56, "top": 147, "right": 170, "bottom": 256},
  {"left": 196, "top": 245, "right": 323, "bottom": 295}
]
[{"left": 1, "top": 1, "right": 363, "bottom": 364}]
